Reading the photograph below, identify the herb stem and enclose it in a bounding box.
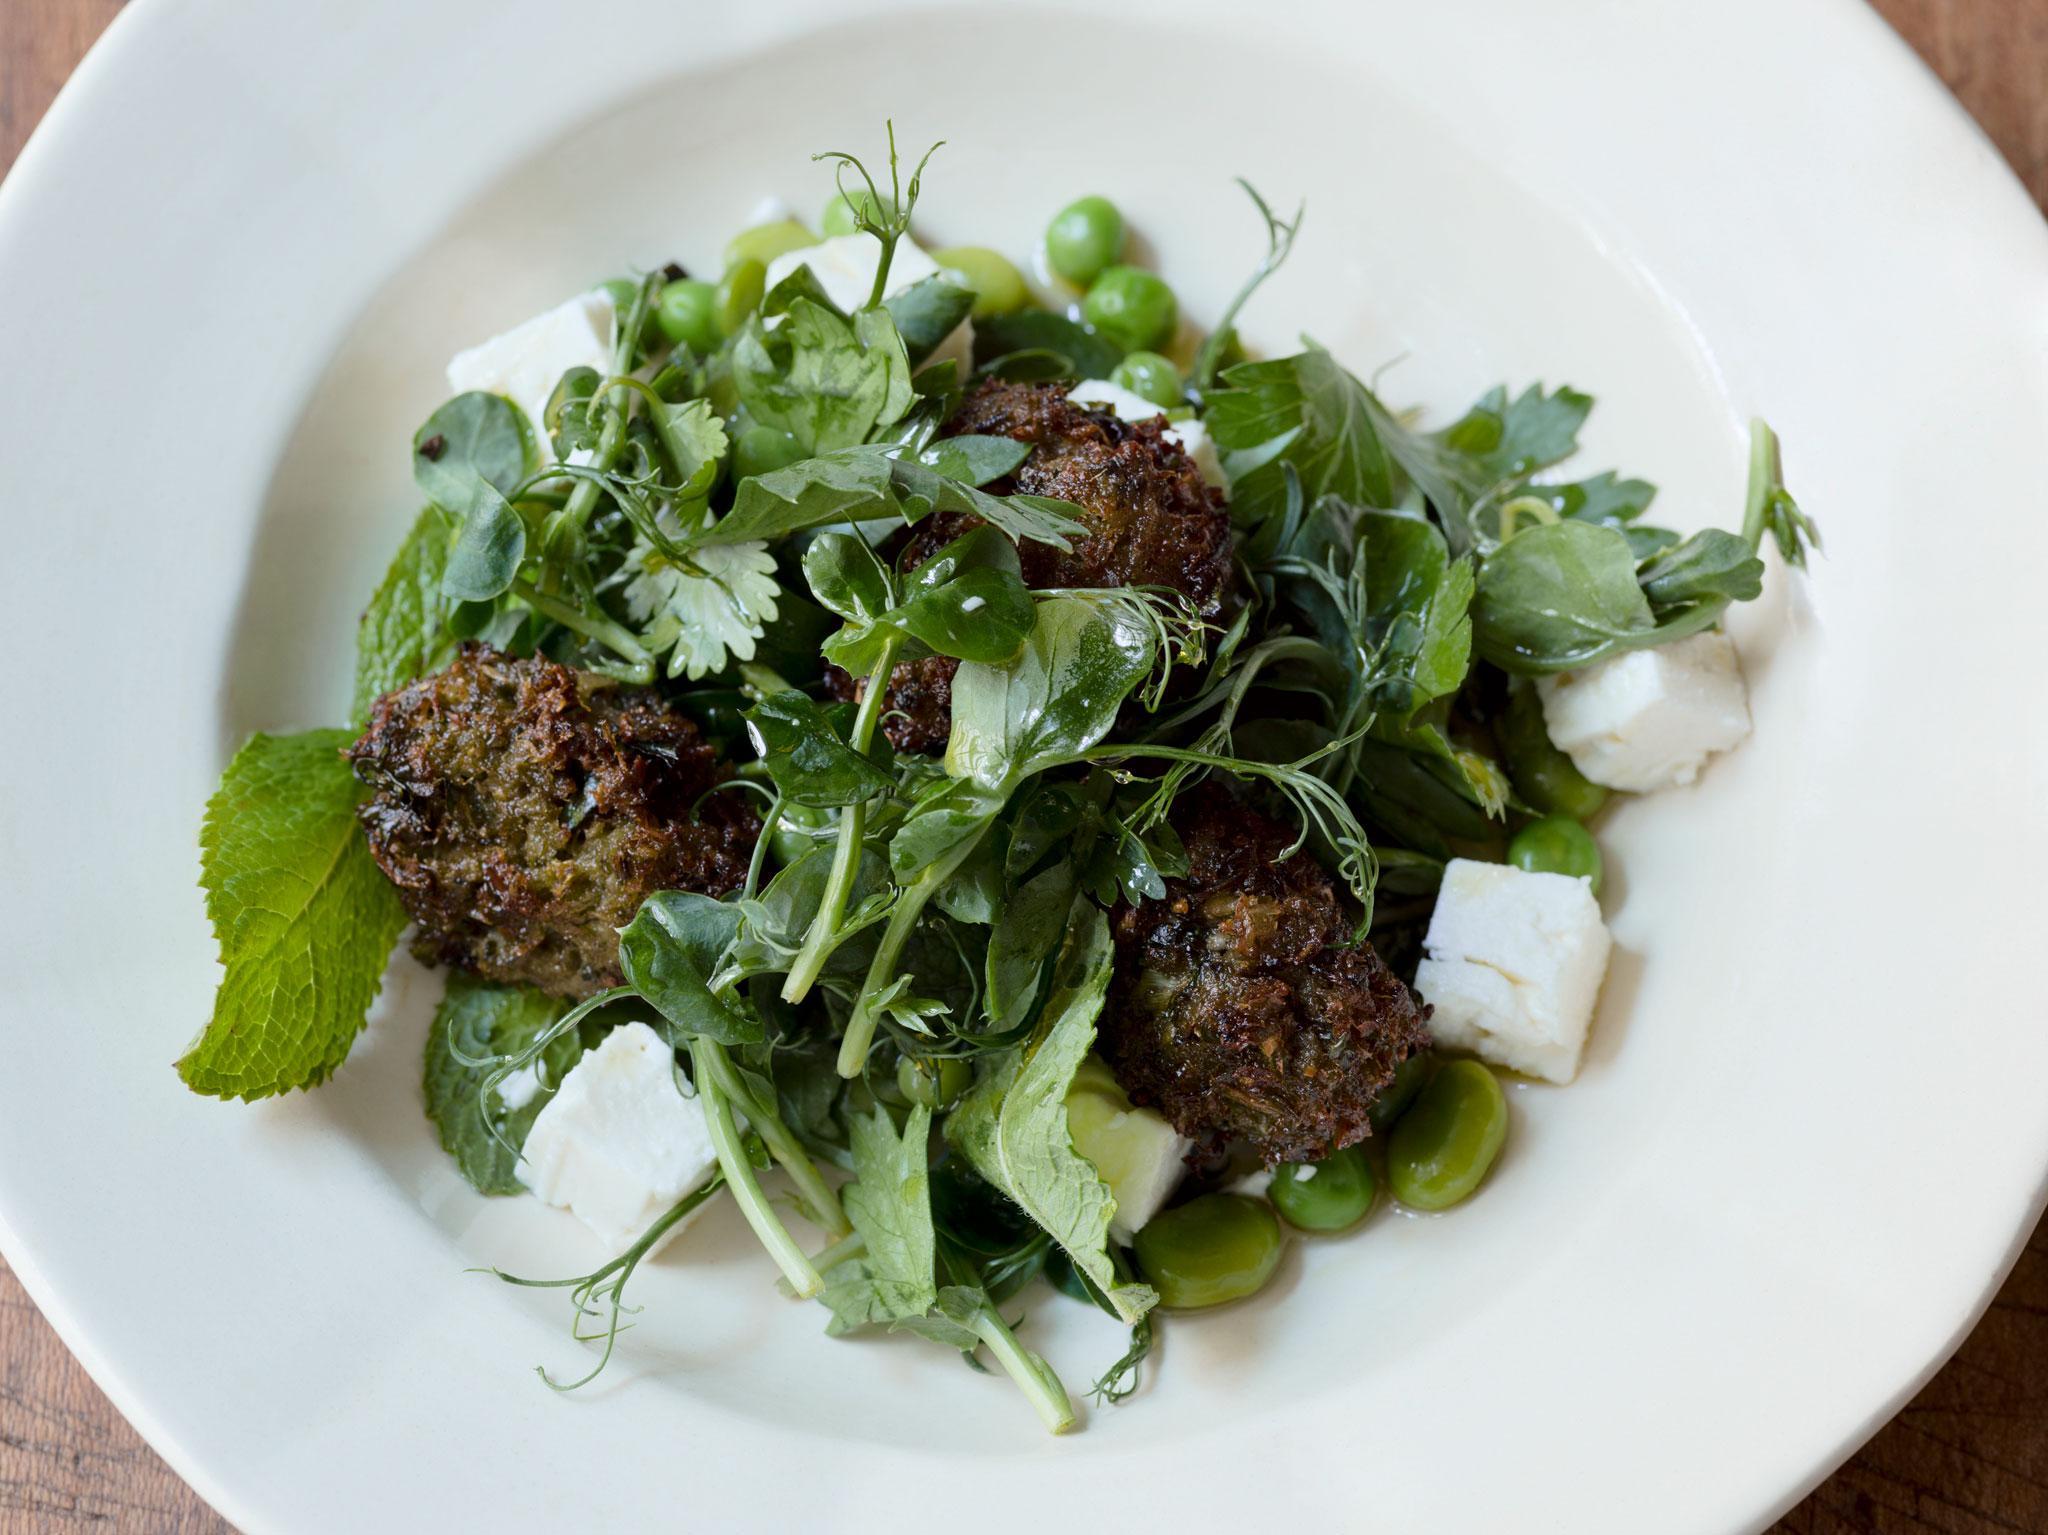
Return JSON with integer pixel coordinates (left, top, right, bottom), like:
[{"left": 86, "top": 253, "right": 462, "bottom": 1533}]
[
  {"left": 510, "top": 578, "right": 655, "bottom": 683},
  {"left": 778, "top": 1229, "right": 868, "bottom": 1296},
  {"left": 836, "top": 819, "right": 992, "bottom": 1078},
  {"left": 1741, "top": 418, "right": 1778, "bottom": 552},
  {"left": 690, "top": 1039, "right": 823, "bottom": 1299},
  {"left": 966, "top": 1301, "right": 1076, "bottom": 1435},
  {"left": 697, "top": 1041, "right": 850, "bottom": 1239},
  {"left": 781, "top": 632, "right": 903, "bottom": 1005}
]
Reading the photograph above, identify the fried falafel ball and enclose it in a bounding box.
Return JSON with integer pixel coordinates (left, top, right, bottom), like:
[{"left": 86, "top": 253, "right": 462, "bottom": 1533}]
[
  {"left": 828, "top": 378, "right": 1237, "bottom": 753},
  {"left": 1100, "top": 783, "right": 1431, "bottom": 1165},
  {"left": 348, "top": 644, "right": 758, "bottom": 999}
]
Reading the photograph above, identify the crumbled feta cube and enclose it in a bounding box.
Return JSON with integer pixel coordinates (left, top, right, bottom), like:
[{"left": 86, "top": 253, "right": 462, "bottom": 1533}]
[
  {"left": 763, "top": 233, "right": 972, "bottom": 371},
  {"left": 1414, "top": 859, "right": 1612, "bottom": 1085},
  {"left": 745, "top": 194, "right": 797, "bottom": 226},
  {"left": 446, "top": 290, "right": 615, "bottom": 459},
  {"left": 1536, "top": 630, "right": 1752, "bottom": 793},
  {"left": 1228, "top": 1168, "right": 1276, "bottom": 1199},
  {"left": 1066, "top": 379, "right": 1227, "bottom": 492},
  {"left": 1066, "top": 1056, "right": 1190, "bottom": 1242},
  {"left": 516, "top": 1021, "right": 718, "bottom": 1254}
]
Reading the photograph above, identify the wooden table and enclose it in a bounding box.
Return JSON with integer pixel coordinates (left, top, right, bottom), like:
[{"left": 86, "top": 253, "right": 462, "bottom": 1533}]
[{"left": 3, "top": 1, "right": 2044, "bottom": 1530}]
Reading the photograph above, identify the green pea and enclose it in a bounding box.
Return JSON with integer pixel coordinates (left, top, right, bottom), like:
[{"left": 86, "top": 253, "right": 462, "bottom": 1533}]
[
  {"left": 1509, "top": 815, "right": 1603, "bottom": 894},
  {"left": 1368, "top": 1050, "right": 1433, "bottom": 1133},
  {"left": 1045, "top": 195, "right": 1125, "bottom": 286},
  {"left": 929, "top": 245, "right": 1030, "bottom": 319},
  {"left": 733, "top": 423, "right": 802, "bottom": 481},
  {"left": 1388, "top": 1060, "right": 1508, "bottom": 1212},
  {"left": 715, "top": 257, "right": 766, "bottom": 338},
  {"left": 654, "top": 278, "right": 720, "bottom": 353},
  {"left": 1133, "top": 1194, "right": 1283, "bottom": 1309},
  {"left": 769, "top": 801, "right": 832, "bottom": 866},
  {"left": 822, "top": 188, "right": 884, "bottom": 237},
  {"left": 1109, "top": 350, "right": 1182, "bottom": 408},
  {"left": 1269, "top": 1146, "right": 1376, "bottom": 1234},
  {"left": 897, "top": 1055, "right": 972, "bottom": 1110},
  {"left": 1082, "top": 265, "right": 1177, "bottom": 353},
  {"left": 1500, "top": 684, "right": 1609, "bottom": 820},
  {"left": 723, "top": 219, "right": 813, "bottom": 272}
]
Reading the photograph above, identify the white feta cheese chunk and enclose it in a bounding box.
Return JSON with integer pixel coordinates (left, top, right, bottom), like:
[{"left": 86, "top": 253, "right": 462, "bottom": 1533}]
[
  {"left": 1228, "top": 1168, "right": 1276, "bottom": 1199},
  {"left": 1066, "top": 379, "right": 1227, "bottom": 492},
  {"left": 1066, "top": 1056, "right": 1189, "bottom": 1243},
  {"left": 745, "top": 194, "right": 798, "bottom": 226},
  {"left": 494, "top": 1062, "right": 543, "bottom": 1112},
  {"left": 1536, "top": 629, "right": 1752, "bottom": 793},
  {"left": 763, "top": 233, "right": 972, "bottom": 372},
  {"left": 516, "top": 1021, "right": 718, "bottom": 1254},
  {"left": 446, "top": 290, "right": 615, "bottom": 460},
  {"left": 1414, "top": 859, "right": 1612, "bottom": 1085}
]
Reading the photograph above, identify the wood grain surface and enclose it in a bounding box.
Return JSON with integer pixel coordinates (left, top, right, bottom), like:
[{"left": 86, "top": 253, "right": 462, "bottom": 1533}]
[{"left": 2, "top": 2, "right": 2045, "bottom": 1532}]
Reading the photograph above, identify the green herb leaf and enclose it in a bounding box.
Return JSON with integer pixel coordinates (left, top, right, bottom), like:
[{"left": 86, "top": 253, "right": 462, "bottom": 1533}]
[
  {"left": 422, "top": 976, "right": 578, "bottom": 1195},
  {"left": 820, "top": 1103, "right": 939, "bottom": 1330},
  {"left": 351, "top": 505, "right": 455, "bottom": 724},
  {"left": 179, "top": 731, "right": 406, "bottom": 1100},
  {"left": 1636, "top": 527, "right": 1764, "bottom": 610},
  {"left": 985, "top": 858, "right": 1076, "bottom": 1030},
  {"left": 615, "top": 892, "right": 761, "bottom": 1046},
  {"left": 884, "top": 276, "right": 974, "bottom": 367},
  {"left": 918, "top": 433, "right": 1031, "bottom": 487},
  {"left": 972, "top": 311, "right": 1125, "bottom": 380},
  {"left": 744, "top": 690, "right": 895, "bottom": 807},
  {"left": 709, "top": 446, "right": 898, "bottom": 546},
  {"left": 413, "top": 391, "right": 533, "bottom": 515},
  {"left": 1207, "top": 348, "right": 1397, "bottom": 527},
  {"left": 944, "top": 594, "right": 1155, "bottom": 790},
  {"left": 733, "top": 299, "right": 914, "bottom": 454},
  {"left": 1471, "top": 519, "right": 1655, "bottom": 672},
  {"left": 623, "top": 535, "right": 782, "bottom": 681},
  {"left": 946, "top": 908, "right": 1157, "bottom": 1325}
]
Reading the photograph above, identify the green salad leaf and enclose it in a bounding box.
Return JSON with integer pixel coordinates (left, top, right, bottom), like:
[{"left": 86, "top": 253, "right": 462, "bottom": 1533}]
[
  {"left": 947, "top": 908, "right": 1157, "bottom": 1325},
  {"left": 734, "top": 300, "right": 914, "bottom": 454},
  {"left": 745, "top": 690, "right": 895, "bottom": 807},
  {"left": 884, "top": 276, "right": 975, "bottom": 366},
  {"left": 180, "top": 731, "right": 406, "bottom": 1099},
  {"left": 972, "top": 311, "right": 1124, "bottom": 380},
  {"left": 821, "top": 1103, "right": 940, "bottom": 1330},
  {"left": 351, "top": 504, "right": 455, "bottom": 724},
  {"left": 422, "top": 976, "right": 580, "bottom": 1195},
  {"left": 1206, "top": 348, "right": 1397, "bottom": 527},
  {"left": 615, "top": 892, "right": 759, "bottom": 1046}
]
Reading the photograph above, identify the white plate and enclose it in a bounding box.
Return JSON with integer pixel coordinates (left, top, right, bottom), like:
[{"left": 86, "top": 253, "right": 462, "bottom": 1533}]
[{"left": 3, "top": 0, "right": 2045, "bottom": 1530}]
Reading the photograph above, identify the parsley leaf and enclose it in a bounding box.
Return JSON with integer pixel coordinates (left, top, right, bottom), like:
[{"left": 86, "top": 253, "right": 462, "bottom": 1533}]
[
  {"left": 351, "top": 505, "right": 455, "bottom": 724},
  {"left": 421, "top": 976, "right": 578, "bottom": 1195},
  {"left": 946, "top": 907, "right": 1158, "bottom": 1325},
  {"left": 179, "top": 731, "right": 405, "bottom": 1100},
  {"left": 1206, "top": 348, "right": 1397, "bottom": 527},
  {"left": 820, "top": 1103, "right": 940, "bottom": 1330},
  {"left": 733, "top": 299, "right": 914, "bottom": 454}
]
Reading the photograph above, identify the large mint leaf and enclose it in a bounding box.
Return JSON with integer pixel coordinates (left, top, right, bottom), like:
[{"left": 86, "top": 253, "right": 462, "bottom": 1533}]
[{"left": 180, "top": 731, "right": 405, "bottom": 1099}]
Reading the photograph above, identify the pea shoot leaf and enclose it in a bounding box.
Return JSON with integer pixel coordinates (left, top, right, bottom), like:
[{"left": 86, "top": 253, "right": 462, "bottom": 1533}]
[
  {"left": 972, "top": 311, "right": 1125, "bottom": 380},
  {"left": 744, "top": 690, "right": 895, "bottom": 808},
  {"left": 615, "top": 892, "right": 760, "bottom": 1046},
  {"left": 179, "top": 731, "right": 406, "bottom": 1100},
  {"left": 883, "top": 276, "right": 974, "bottom": 367}
]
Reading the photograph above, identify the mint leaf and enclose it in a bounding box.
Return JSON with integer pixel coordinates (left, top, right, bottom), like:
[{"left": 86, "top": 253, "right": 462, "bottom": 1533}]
[
  {"left": 351, "top": 505, "right": 455, "bottom": 724},
  {"left": 422, "top": 975, "right": 577, "bottom": 1195},
  {"left": 946, "top": 908, "right": 1157, "bottom": 1325},
  {"left": 180, "top": 731, "right": 405, "bottom": 1100}
]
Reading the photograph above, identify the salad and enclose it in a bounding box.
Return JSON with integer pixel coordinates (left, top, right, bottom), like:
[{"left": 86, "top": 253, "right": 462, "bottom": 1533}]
[{"left": 182, "top": 128, "right": 1816, "bottom": 1431}]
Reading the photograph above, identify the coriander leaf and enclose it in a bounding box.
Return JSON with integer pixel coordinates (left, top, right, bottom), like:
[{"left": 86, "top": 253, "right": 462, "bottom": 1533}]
[
  {"left": 744, "top": 689, "right": 895, "bottom": 807},
  {"left": 946, "top": 908, "right": 1157, "bottom": 1325},
  {"left": 179, "top": 731, "right": 406, "bottom": 1100},
  {"left": 944, "top": 593, "right": 1155, "bottom": 790},
  {"left": 645, "top": 395, "right": 728, "bottom": 506},
  {"left": 1206, "top": 348, "right": 1397, "bottom": 528},
  {"left": 733, "top": 299, "right": 914, "bottom": 454},
  {"left": 615, "top": 892, "right": 760, "bottom": 1046},
  {"left": 623, "top": 534, "right": 781, "bottom": 681},
  {"left": 972, "top": 311, "right": 1124, "bottom": 380},
  {"left": 1471, "top": 519, "right": 1654, "bottom": 672},
  {"left": 884, "top": 276, "right": 974, "bottom": 366},
  {"left": 422, "top": 975, "right": 576, "bottom": 1195},
  {"left": 919, "top": 433, "right": 1031, "bottom": 487},
  {"left": 351, "top": 504, "right": 454, "bottom": 724}
]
